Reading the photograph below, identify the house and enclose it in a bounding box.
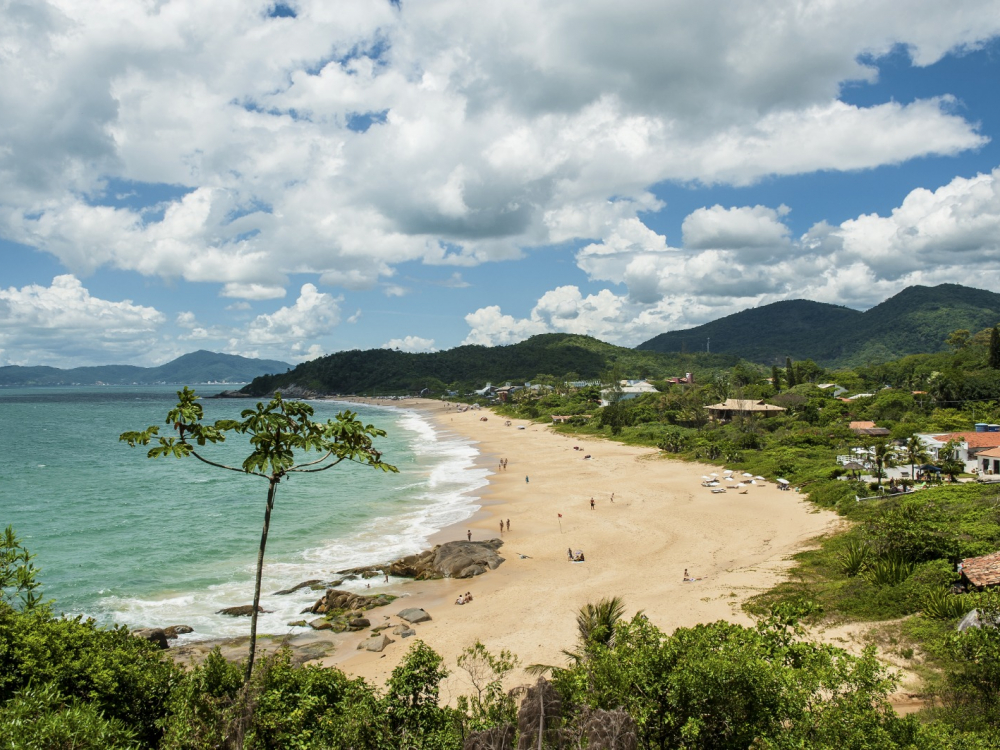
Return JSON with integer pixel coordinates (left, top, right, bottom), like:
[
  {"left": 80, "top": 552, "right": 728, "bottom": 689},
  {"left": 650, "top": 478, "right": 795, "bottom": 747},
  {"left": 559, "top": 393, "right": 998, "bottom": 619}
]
[
  {"left": 923, "top": 432, "right": 1000, "bottom": 462},
  {"left": 977, "top": 445, "right": 1000, "bottom": 475},
  {"left": 662, "top": 373, "right": 694, "bottom": 385},
  {"left": 849, "top": 421, "right": 891, "bottom": 437},
  {"left": 599, "top": 380, "right": 659, "bottom": 407},
  {"left": 551, "top": 414, "right": 592, "bottom": 424},
  {"left": 473, "top": 383, "right": 495, "bottom": 397},
  {"left": 960, "top": 551, "right": 1000, "bottom": 589},
  {"left": 705, "top": 399, "right": 786, "bottom": 421}
]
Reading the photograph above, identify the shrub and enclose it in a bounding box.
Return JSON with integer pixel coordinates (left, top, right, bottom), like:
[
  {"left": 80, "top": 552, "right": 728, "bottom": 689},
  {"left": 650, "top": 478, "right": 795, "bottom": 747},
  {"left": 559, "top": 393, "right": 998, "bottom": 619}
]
[{"left": 864, "top": 556, "right": 916, "bottom": 587}]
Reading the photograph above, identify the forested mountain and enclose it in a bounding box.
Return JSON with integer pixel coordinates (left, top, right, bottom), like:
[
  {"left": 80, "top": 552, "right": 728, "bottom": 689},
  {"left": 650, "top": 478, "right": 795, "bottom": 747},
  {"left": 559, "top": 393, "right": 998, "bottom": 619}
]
[
  {"left": 636, "top": 284, "right": 1000, "bottom": 367},
  {"left": 244, "top": 333, "right": 738, "bottom": 395},
  {"left": 0, "top": 350, "right": 290, "bottom": 387}
]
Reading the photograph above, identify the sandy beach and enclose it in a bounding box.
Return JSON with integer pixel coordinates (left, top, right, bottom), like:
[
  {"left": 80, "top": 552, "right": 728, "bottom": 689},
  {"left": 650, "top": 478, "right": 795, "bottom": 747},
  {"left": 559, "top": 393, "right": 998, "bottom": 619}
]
[{"left": 308, "top": 398, "right": 840, "bottom": 702}]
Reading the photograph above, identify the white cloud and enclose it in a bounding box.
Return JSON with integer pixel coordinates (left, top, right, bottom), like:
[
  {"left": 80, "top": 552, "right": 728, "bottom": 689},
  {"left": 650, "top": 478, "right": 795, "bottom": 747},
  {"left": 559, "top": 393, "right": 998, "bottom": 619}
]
[
  {"left": 0, "top": 0, "right": 995, "bottom": 300},
  {"left": 467, "top": 168, "right": 1000, "bottom": 345},
  {"left": 0, "top": 275, "right": 164, "bottom": 366},
  {"left": 241, "top": 283, "right": 341, "bottom": 347},
  {"left": 382, "top": 336, "right": 437, "bottom": 353}
]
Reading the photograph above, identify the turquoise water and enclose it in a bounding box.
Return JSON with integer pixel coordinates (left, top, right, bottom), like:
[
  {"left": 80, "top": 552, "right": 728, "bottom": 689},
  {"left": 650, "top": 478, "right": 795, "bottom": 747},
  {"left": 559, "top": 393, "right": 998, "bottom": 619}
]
[{"left": 0, "top": 386, "right": 487, "bottom": 639}]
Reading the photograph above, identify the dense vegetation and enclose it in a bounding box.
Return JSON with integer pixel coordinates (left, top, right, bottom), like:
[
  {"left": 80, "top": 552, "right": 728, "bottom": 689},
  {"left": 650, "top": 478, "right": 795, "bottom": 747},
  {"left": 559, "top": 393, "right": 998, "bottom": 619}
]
[
  {"left": 3, "top": 527, "right": 998, "bottom": 749},
  {"left": 638, "top": 284, "right": 1000, "bottom": 368},
  {"left": 0, "top": 351, "right": 291, "bottom": 387},
  {"left": 244, "top": 333, "right": 736, "bottom": 396}
]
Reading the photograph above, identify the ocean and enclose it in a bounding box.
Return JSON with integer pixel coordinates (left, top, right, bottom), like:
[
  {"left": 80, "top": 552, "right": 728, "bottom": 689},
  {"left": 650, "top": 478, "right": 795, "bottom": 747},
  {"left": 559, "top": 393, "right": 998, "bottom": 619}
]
[{"left": 0, "top": 386, "right": 487, "bottom": 640}]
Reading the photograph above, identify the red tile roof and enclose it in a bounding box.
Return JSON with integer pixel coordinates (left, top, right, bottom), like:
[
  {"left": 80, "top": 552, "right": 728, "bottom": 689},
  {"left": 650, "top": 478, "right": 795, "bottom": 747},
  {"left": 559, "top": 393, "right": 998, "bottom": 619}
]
[
  {"left": 962, "top": 551, "right": 1000, "bottom": 588},
  {"left": 934, "top": 432, "right": 1000, "bottom": 448},
  {"left": 850, "top": 421, "right": 876, "bottom": 430}
]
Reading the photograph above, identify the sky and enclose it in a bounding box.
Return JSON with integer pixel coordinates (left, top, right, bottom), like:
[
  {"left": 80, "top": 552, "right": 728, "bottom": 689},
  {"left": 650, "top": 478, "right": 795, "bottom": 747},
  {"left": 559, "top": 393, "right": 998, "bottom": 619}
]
[{"left": 3, "top": 1, "right": 1000, "bottom": 368}]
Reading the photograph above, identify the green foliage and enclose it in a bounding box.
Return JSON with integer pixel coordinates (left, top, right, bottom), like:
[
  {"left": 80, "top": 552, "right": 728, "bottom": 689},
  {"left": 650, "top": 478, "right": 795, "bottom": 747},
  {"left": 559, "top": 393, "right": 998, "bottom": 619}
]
[
  {"left": 0, "top": 526, "right": 44, "bottom": 613},
  {"left": 383, "top": 640, "right": 459, "bottom": 747},
  {"left": 0, "top": 682, "right": 140, "bottom": 750},
  {"left": 455, "top": 641, "right": 520, "bottom": 731},
  {"left": 923, "top": 590, "right": 976, "bottom": 621},
  {"left": 838, "top": 540, "right": 870, "bottom": 577},
  {"left": 0, "top": 607, "right": 180, "bottom": 747},
  {"left": 551, "top": 613, "right": 923, "bottom": 749},
  {"left": 863, "top": 555, "right": 915, "bottom": 587}
]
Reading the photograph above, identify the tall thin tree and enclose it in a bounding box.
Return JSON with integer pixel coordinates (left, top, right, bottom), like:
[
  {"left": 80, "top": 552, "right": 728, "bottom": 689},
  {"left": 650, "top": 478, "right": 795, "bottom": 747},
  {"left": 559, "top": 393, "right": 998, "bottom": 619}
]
[
  {"left": 121, "top": 388, "right": 397, "bottom": 682},
  {"left": 785, "top": 357, "right": 797, "bottom": 388},
  {"left": 990, "top": 326, "right": 1000, "bottom": 370}
]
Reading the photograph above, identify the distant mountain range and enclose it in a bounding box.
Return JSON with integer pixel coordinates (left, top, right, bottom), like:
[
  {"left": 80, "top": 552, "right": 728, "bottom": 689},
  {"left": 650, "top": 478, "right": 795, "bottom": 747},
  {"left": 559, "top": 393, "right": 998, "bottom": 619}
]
[
  {"left": 636, "top": 284, "right": 1000, "bottom": 367},
  {"left": 0, "top": 350, "right": 292, "bottom": 387},
  {"left": 244, "top": 334, "right": 737, "bottom": 395}
]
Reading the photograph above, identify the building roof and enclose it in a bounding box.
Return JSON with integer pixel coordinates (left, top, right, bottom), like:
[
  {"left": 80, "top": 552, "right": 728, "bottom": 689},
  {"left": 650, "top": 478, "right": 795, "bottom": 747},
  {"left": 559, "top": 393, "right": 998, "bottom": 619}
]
[
  {"left": 962, "top": 551, "right": 1000, "bottom": 588},
  {"left": 849, "top": 421, "right": 876, "bottom": 430},
  {"left": 934, "top": 432, "right": 1000, "bottom": 449},
  {"left": 705, "top": 399, "right": 786, "bottom": 413},
  {"left": 978, "top": 446, "right": 1000, "bottom": 459}
]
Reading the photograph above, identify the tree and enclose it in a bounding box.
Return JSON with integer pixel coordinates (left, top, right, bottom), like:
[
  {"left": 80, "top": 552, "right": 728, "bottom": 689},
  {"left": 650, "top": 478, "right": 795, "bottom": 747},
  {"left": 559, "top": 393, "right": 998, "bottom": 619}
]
[
  {"left": 120, "top": 388, "right": 397, "bottom": 683},
  {"left": 1, "top": 525, "right": 44, "bottom": 612},
  {"left": 771, "top": 365, "right": 782, "bottom": 393},
  {"left": 785, "top": 356, "right": 797, "bottom": 387},
  {"left": 903, "top": 435, "right": 928, "bottom": 483},
  {"left": 946, "top": 329, "right": 971, "bottom": 351},
  {"left": 599, "top": 367, "right": 629, "bottom": 436},
  {"left": 990, "top": 326, "right": 1000, "bottom": 370},
  {"left": 871, "top": 439, "right": 896, "bottom": 487}
]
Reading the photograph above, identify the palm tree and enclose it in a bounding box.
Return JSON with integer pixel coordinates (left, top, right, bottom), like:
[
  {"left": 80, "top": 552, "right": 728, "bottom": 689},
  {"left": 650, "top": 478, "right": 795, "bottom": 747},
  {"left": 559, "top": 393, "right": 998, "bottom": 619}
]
[
  {"left": 527, "top": 596, "right": 628, "bottom": 675},
  {"left": 903, "top": 436, "right": 928, "bottom": 482},
  {"left": 871, "top": 439, "right": 896, "bottom": 487}
]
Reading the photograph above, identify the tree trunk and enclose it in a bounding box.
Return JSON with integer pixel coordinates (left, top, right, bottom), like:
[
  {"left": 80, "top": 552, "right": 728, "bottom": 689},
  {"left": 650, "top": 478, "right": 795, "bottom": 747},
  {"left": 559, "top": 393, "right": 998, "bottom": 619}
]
[{"left": 245, "top": 477, "right": 278, "bottom": 683}]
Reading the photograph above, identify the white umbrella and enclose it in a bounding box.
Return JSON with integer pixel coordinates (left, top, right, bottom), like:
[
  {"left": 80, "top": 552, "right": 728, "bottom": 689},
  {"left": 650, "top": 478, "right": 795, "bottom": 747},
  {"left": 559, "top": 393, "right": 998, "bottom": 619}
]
[
  {"left": 710, "top": 472, "right": 718, "bottom": 477},
  {"left": 777, "top": 478, "right": 790, "bottom": 485},
  {"left": 742, "top": 472, "right": 753, "bottom": 477},
  {"left": 702, "top": 476, "right": 711, "bottom": 480},
  {"left": 755, "top": 476, "right": 765, "bottom": 480},
  {"left": 724, "top": 469, "right": 733, "bottom": 474}
]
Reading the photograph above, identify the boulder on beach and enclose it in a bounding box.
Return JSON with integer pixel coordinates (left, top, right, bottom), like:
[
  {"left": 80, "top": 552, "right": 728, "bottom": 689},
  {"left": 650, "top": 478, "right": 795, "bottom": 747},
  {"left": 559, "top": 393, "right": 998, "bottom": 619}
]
[
  {"left": 217, "top": 605, "right": 272, "bottom": 617},
  {"left": 398, "top": 608, "right": 432, "bottom": 624},
  {"left": 389, "top": 540, "right": 505, "bottom": 580},
  {"left": 399, "top": 628, "right": 416, "bottom": 638},
  {"left": 163, "top": 625, "right": 193, "bottom": 639},
  {"left": 132, "top": 628, "right": 169, "bottom": 649},
  {"left": 348, "top": 617, "right": 371, "bottom": 631},
  {"left": 357, "top": 634, "right": 394, "bottom": 652},
  {"left": 309, "top": 619, "right": 333, "bottom": 631},
  {"left": 307, "top": 589, "right": 394, "bottom": 616},
  {"left": 287, "top": 620, "right": 308, "bottom": 627}
]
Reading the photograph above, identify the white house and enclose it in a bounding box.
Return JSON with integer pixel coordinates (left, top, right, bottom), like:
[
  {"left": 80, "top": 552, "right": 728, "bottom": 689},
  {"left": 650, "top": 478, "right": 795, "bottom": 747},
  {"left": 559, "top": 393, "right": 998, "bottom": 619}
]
[{"left": 600, "top": 380, "right": 659, "bottom": 407}]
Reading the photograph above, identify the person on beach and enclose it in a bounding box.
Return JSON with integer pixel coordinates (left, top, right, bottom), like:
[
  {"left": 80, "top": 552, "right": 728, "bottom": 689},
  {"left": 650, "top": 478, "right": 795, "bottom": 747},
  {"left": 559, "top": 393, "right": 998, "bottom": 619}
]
[
  {"left": 568, "top": 547, "right": 573, "bottom": 560},
  {"left": 500, "top": 520, "right": 504, "bottom": 535},
  {"left": 506, "top": 518, "right": 510, "bottom": 532},
  {"left": 384, "top": 571, "right": 388, "bottom": 583},
  {"left": 467, "top": 529, "right": 472, "bottom": 541},
  {"left": 590, "top": 497, "right": 595, "bottom": 510},
  {"left": 610, "top": 492, "right": 615, "bottom": 503},
  {"left": 526, "top": 476, "right": 529, "bottom": 483}
]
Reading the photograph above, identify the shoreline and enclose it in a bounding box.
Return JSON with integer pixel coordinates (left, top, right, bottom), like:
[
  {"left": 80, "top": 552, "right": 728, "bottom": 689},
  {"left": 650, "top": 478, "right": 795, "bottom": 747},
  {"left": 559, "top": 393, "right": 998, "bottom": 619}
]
[{"left": 228, "top": 397, "right": 840, "bottom": 699}]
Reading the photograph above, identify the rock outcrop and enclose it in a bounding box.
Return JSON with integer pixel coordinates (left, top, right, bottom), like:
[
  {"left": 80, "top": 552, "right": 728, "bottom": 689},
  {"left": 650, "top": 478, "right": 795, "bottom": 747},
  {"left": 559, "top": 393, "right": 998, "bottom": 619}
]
[
  {"left": 306, "top": 589, "right": 395, "bottom": 616},
  {"left": 164, "top": 625, "right": 193, "bottom": 639},
  {"left": 358, "top": 634, "right": 394, "bottom": 652},
  {"left": 132, "top": 628, "right": 169, "bottom": 649},
  {"left": 398, "top": 608, "right": 432, "bottom": 624},
  {"left": 341, "top": 539, "right": 505, "bottom": 581},
  {"left": 217, "top": 605, "right": 272, "bottom": 617}
]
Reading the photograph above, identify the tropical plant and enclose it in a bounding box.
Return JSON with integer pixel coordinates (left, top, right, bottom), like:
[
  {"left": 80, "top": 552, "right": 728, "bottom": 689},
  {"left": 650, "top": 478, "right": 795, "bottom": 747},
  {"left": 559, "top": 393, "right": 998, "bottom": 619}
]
[
  {"left": 863, "top": 555, "right": 915, "bottom": 587},
  {"left": 871, "top": 438, "right": 896, "bottom": 487},
  {"left": 0, "top": 525, "right": 45, "bottom": 612},
  {"left": 838, "top": 539, "right": 870, "bottom": 577},
  {"left": 903, "top": 435, "right": 929, "bottom": 482},
  {"left": 120, "top": 388, "right": 398, "bottom": 682},
  {"left": 923, "top": 589, "right": 974, "bottom": 621},
  {"left": 456, "top": 641, "right": 520, "bottom": 732}
]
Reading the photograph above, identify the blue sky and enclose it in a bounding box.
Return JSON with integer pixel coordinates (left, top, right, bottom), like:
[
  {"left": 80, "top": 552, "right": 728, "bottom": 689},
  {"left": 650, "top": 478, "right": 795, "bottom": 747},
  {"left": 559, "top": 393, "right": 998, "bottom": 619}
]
[{"left": 2, "top": 1, "right": 1000, "bottom": 368}]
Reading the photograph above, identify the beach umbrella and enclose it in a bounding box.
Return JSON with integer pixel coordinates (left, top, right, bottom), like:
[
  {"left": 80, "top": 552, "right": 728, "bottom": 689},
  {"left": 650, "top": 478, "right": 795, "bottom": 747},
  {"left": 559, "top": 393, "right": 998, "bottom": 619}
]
[
  {"left": 710, "top": 472, "right": 718, "bottom": 476},
  {"left": 755, "top": 476, "right": 765, "bottom": 480},
  {"left": 702, "top": 475, "right": 711, "bottom": 480},
  {"left": 777, "top": 478, "right": 790, "bottom": 485},
  {"left": 742, "top": 472, "right": 753, "bottom": 477}
]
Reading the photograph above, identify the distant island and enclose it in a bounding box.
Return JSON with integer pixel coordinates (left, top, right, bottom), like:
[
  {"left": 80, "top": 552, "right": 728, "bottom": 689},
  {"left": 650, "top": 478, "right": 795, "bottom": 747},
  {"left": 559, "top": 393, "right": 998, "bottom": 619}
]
[{"left": 0, "top": 350, "right": 291, "bottom": 387}]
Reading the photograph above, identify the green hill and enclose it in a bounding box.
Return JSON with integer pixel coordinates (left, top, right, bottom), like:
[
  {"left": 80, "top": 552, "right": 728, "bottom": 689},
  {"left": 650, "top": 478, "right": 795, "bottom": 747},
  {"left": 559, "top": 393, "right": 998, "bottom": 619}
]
[
  {"left": 636, "top": 284, "right": 1000, "bottom": 367},
  {"left": 243, "top": 333, "right": 738, "bottom": 395},
  {"left": 0, "top": 350, "right": 290, "bottom": 387}
]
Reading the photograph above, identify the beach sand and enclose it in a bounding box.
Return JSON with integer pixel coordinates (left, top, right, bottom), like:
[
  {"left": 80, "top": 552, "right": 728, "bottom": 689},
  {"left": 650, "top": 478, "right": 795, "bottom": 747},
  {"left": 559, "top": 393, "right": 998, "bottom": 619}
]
[{"left": 314, "top": 398, "right": 840, "bottom": 703}]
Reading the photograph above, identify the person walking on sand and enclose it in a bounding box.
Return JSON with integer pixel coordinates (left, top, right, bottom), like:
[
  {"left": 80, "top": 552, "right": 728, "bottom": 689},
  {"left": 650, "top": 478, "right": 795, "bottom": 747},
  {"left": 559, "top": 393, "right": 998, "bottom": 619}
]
[
  {"left": 525, "top": 475, "right": 529, "bottom": 483},
  {"left": 467, "top": 529, "right": 472, "bottom": 541},
  {"left": 500, "top": 520, "right": 504, "bottom": 535},
  {"left": 610, "top": 492, "right": 615, "bottom": 503},
  {"left": 590, "top": 497, "right": 595, "bottom": 510},
  {"left": 506, "top": 518, "right": 510, "bottom": 532}
]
